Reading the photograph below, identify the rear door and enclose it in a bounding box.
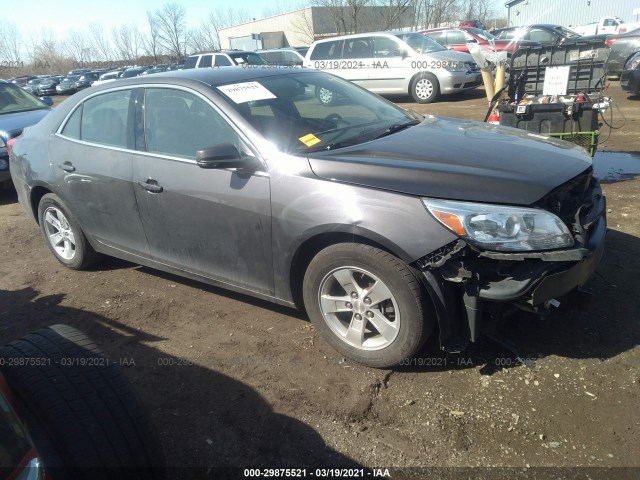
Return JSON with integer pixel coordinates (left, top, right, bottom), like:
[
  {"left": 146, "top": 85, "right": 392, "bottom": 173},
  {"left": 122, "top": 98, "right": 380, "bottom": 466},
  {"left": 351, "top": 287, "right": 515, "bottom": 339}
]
[
  {"left": 132, "top": 86, "right": 273, "bottom": 294},
  {"left": 366, "top": 35, "right": 407, "bottom": 94},
  {"left": 51, "top": 88, "right": 149, "bottom": 256}
]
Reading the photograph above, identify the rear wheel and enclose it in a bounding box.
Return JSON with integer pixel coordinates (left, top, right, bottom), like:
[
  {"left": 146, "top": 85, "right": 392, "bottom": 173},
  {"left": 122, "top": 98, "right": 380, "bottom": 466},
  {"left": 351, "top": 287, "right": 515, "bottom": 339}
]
[
  {"left": 0, "top": 324, "right": 165, "bottom": 480},
  {"left": 303, "top": 243, "right": 434, "bottom": 368},
  {"left": 38, "top": 193, "right": 101, "bottom": 269},
  {"left": 410, "top": 73, "right": 440, "bottom": 104}
]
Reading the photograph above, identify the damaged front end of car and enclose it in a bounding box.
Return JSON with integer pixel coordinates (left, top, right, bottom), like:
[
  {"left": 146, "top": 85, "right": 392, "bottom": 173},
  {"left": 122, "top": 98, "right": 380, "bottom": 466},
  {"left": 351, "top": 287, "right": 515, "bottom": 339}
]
[{"left": 413, "top": 168, "right": 606, "bottom": 352}]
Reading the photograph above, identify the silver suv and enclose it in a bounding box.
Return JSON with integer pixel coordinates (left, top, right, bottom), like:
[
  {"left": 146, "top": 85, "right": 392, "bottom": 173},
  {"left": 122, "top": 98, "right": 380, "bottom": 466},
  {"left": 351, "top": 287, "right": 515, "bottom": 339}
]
[
  {"left": 304, "top": 31, "right": 481, "bottom": 103},
  {"left": 183, "top": 51, "right": 267, "bottom": 68}
]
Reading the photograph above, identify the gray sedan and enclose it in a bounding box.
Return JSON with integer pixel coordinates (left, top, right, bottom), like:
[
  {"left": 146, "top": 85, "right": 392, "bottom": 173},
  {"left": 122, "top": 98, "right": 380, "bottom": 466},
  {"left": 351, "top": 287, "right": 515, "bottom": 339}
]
[{"left": 10, "top": 68, "right": 606, "bottom": 367}]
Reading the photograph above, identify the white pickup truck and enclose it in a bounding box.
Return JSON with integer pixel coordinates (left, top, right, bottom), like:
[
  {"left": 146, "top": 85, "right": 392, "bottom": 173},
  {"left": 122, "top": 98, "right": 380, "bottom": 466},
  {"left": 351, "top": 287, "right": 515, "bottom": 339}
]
[{"left": 571, "top": 17, "right": 640, "bottom": 36}]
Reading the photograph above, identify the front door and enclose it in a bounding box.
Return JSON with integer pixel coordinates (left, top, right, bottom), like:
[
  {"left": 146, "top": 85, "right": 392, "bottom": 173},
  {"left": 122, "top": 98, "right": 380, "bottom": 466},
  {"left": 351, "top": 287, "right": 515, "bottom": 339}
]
[{"left": 132, "top": 87, "right": 273, "bottom": 294}]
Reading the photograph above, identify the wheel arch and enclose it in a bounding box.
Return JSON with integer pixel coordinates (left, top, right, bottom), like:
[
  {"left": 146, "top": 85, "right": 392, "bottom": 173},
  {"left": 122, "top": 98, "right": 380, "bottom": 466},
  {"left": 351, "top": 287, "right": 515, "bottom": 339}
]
[
  {"left": 29, "top": 184, "right": 54, "bottom": 223},
  {"left": 288, "top": 225, "right": 413, "bottom": 310}
]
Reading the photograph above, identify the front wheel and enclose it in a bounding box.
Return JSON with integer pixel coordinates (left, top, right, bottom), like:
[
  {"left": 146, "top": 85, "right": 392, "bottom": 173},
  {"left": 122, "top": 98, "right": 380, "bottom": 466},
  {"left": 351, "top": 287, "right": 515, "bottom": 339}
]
[
  {"left": 410, "top": 73, "right": 440, "bottom": 104},
  {"left": 303, "top": 243, "right": 434, "bottom": 368}
]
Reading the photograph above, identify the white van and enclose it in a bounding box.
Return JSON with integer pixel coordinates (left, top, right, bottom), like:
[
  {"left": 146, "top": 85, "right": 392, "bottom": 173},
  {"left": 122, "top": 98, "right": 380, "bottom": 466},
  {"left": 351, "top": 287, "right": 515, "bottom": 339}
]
[{"left": 303, "top": 31, "right": 481, "bottom": 103}]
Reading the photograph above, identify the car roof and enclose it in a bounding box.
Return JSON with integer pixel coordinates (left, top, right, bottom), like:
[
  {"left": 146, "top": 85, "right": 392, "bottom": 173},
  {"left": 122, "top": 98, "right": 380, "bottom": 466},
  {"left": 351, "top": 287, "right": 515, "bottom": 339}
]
[{"left": 88, "top": 66, "right": 320, "bottom": 91}]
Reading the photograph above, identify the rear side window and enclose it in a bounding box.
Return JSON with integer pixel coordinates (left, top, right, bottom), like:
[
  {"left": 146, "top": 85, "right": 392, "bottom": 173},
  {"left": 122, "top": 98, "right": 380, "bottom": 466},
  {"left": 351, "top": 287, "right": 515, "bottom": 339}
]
[
  {"left": 373, "top": 37, "right": 401, "bottom": 58},
  {"left": 80, "top": 90, "right": 131, "bottom": 148},
  {"left": 310, "top": 40, "right": 343, "bottom": 60},
  {"left": 446, "top": 30, "right": 466, "bottom": 44},
  {"left": 199, "top": 55, "right": 213, "bottom": 68},
  {"left": 183, "top": 56, "right": 198, "bottom": 69},
  {"left": 344, "top": 38, "right": 373, "bottom": 58},
  {"left": 61, "top": 105, "right": 82, "bottom": 139}
]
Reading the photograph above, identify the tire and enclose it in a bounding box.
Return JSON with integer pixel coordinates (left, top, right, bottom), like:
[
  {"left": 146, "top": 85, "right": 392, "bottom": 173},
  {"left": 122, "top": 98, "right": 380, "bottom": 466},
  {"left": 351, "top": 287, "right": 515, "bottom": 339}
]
[
  {"left": 303, "top": 243, "right": 434, "bottom": 368},
  {"left": 315, "top": 85, "right": 337, "bottom": 105},
  {"left": 38, "top": 193, "right": 102, "bottom": 269},
  {"left": 410, "top": 72, "right": 440, "bottom": 104},
  {"left": 0, "top": 324, "right": 165, "bottom": 480}
]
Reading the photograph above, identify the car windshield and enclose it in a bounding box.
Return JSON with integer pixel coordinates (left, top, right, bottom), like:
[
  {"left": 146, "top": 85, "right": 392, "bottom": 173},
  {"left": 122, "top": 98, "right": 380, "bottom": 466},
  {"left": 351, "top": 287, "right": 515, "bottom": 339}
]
[
  {"left": 554, "top": 26, "right": 581, "bottom": 38},
  {"left": 216, "top": 72, "right": 419, "bottom": 155},
  {"left": 394, "top": 32, "right": 447, "bottom": 53},
  {"left": 63, "top": 75, "right": 81, "bottom": 83},
  {"left": 229, "top": 52, "right": 267, "bottom": 65},
  {"left": 0, "top": 83, "right": 48, "bottom": 114},
  {"left": 466, "top": 27, "right": 496, "bottom": 41}
]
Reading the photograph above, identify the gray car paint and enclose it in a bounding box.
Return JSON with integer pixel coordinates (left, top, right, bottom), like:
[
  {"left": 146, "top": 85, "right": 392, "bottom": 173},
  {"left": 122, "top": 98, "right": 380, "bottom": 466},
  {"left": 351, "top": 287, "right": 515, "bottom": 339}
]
[{"left": 10, "top": 68, "right": 595, "bottom": 309}]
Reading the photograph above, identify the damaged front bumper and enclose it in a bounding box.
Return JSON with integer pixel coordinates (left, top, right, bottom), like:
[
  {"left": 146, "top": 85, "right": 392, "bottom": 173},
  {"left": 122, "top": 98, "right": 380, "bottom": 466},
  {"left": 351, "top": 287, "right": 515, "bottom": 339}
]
[{"left": 414, "top": 171, "right": 607, "bottom": 350}]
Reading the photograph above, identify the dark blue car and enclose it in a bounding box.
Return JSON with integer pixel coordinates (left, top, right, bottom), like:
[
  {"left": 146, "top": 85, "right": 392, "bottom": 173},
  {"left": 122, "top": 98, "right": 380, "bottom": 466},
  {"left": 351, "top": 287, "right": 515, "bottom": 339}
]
[{"left": 0, "top": 80, "right": 51, "bottom": 186}]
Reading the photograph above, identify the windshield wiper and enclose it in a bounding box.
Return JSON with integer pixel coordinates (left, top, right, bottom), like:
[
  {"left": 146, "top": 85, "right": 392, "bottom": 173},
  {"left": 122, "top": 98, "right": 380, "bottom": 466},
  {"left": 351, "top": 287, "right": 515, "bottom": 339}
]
[{"left": 371, "top": 120, "right": 420, "bottom": 140}]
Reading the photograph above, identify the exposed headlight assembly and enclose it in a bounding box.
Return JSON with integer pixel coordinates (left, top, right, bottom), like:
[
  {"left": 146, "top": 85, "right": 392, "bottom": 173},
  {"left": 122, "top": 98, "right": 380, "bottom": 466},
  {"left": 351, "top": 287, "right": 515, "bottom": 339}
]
[
  {"left": 624, "top": 52, "right": 640, "bottom": 71},
  {"left": 422, "top": 198, "right": 574, "bottom": 252}
]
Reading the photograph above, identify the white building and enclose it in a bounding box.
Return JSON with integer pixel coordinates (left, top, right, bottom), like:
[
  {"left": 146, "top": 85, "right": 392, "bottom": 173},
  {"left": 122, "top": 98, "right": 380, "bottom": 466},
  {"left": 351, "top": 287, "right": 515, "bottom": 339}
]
[
  {"left": 219, "top": 6, "right": 415, "bottom": 50},
  {"left": 505, "top": 0, "right": 640, "bottom": 28}
]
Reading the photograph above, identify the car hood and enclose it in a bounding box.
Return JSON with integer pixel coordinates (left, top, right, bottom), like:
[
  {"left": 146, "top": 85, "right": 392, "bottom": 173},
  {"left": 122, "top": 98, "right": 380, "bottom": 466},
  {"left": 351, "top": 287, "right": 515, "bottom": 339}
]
[
  {"left": 0, "top": 109, "right": 50, "bottom": 141},
  {"left": 307, "top": 116, "right": 592, "bottom": 206}
]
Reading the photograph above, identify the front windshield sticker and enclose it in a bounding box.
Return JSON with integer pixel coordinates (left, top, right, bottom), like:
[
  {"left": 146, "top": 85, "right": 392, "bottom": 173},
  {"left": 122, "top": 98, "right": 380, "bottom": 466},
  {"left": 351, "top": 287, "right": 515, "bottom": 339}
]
[
  {"left": 299, "top": 133, "right": 321, "bottom": 147},
  {"left": 217, "top": 82, "right": 276, "bottom": 103}
]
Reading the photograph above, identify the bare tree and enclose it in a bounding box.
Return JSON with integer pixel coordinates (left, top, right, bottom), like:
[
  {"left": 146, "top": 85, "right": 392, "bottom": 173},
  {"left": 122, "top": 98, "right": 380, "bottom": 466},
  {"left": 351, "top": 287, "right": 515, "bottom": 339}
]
[
  {"left": 154, "top": 3, "right": 188, "bottom": 59},
  {"left": 194, "top": 7, "right": 250, "bottom": 52},
  {"left": 112, "top": 24, "right": 142, "bottom": 63},
  {"left": 0, "top": 20, "right": 22, "bottom": 65},
  {"left": 143, "top": 11, "right": 163, "bottom": 63},
  {"left": 88, "top": 23, "right": 113, "bottom": 61},
  {"left": 64, "top": 29, "right": 96, "bottom": 66}
]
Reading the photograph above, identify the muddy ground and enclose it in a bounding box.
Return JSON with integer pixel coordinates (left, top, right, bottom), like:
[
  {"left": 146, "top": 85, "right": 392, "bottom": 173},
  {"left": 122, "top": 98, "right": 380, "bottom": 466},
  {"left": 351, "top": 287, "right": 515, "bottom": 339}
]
[{"left": 1, "top": 82, "right": 639, "bottom": 479}]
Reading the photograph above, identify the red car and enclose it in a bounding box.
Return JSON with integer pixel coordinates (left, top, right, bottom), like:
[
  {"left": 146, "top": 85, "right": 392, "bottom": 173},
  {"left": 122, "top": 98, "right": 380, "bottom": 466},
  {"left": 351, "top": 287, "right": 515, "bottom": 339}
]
[{"left": 421, "top": 27, "right": 540, "bottom": 56}]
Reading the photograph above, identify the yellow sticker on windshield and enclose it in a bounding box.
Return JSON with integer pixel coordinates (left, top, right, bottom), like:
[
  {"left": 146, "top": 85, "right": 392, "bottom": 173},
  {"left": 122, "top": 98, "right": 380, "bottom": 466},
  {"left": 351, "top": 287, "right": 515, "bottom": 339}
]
[{"left": 299, "top": 134, "right": 321, "bottom": 147}]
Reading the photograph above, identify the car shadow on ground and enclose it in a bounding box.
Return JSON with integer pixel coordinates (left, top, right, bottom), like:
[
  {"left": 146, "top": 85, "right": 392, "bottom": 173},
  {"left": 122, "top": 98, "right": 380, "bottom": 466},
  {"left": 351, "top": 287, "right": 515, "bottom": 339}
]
[{"left": 0, "top": 287, "right": 363, "bottom": 479}]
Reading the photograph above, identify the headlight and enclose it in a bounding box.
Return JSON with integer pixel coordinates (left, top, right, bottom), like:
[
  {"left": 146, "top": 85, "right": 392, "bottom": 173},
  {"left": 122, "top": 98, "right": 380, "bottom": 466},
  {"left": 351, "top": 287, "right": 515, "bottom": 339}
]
[
  {"left": 422, "top": 198, "right": 574, "bottom": 252},
  {"left": 446, "top": 61, "right": 467, "bottom": 72},
  {"left": 624, "top": 52, "right": 640, "bottom": 71}
]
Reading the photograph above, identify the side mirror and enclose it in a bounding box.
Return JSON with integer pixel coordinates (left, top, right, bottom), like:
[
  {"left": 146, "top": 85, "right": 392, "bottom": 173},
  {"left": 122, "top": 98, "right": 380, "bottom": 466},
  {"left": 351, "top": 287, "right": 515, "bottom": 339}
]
[
  {"left": 196, "top": 144, "right": 260, "bottom": 170},
  {"left": 40, "top": 96, "right": 53, "bottom": 107}
]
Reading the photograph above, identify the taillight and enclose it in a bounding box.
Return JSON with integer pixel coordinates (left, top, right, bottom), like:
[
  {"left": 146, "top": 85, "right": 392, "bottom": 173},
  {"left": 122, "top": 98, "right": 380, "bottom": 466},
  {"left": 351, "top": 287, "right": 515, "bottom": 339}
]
[
  {"left": 605, "top": 37, "right": 618, "bottom": 47},
  {"left": 7, "top": 138, "right": 17, "bottom": 159}
]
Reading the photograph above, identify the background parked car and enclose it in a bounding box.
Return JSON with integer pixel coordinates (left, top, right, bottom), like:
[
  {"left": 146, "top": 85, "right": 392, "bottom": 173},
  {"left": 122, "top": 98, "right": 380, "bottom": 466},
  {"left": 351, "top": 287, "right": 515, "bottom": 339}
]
[
  {"left": 36, "top": 75, "right": 64, "bottom": 95},
  {"left": 92, "top": 68, "right": 125, "bottom": 86},
  {"left": 493, "top": 24, "right": 608, "bottom": 45},
  {"left": 74, "top": 71, "right": 100, "bottom": 90},
  {"left": 56, "top": 74, "right": 81, "bottom": 95},
  {"left": 121, "top": 66, "right": 149, "bottom": 78},
  {"left": 10, "top": 76, "right": 36, "bottom": 87},
  {"left": 606, "top": 27, "right": 640, "bottom": 76},
  {"left": 304, "top": 31, "right": 481, "bottom": 103},
  {"left": 422, "top": 27, "right": 540, "bottom": 56},
  {"left": 23, "top": 76, "right": 49, "bottom": 95},
  {"left": 257, "top": 48, "right": 306, "bottom": 66},
  {"left": 620, "top": 51, "right": 640, "bottom": 94},
  {"left": 0, "top": 80, "right": 51, "bottom": 186},
  {"left": 183, "top": 50, "right": 267, "bottom": 68}
]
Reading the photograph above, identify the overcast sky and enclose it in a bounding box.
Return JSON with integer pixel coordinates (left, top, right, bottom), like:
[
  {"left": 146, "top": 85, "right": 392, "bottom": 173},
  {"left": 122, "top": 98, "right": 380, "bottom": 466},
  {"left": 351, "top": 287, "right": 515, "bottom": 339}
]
[{"left": 4, "top": 0, "right": 507, "bottom": 41}]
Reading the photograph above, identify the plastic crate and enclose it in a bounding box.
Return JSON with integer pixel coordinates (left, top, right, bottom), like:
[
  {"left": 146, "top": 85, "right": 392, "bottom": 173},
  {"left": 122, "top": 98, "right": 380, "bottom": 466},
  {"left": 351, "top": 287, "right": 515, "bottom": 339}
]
[{"left": 548, "top": 131, "right": 598, "bottom": 157}]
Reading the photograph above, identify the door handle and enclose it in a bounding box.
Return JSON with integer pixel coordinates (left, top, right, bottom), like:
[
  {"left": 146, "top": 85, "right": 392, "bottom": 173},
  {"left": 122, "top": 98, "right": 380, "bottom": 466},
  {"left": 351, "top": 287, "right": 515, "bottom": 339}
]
[
  {"left": 137, "top": 179, "right": 163, "bottom": 193},
  {"left": 58, "top": 162, "right": 75, "bottom": 172}
]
